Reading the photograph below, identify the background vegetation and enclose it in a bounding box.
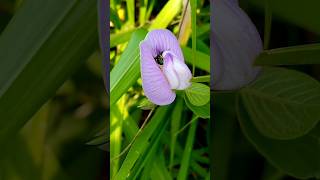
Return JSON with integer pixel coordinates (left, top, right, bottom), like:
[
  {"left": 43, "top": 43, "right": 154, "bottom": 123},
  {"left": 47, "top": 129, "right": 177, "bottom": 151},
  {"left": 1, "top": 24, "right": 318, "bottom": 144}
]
[
  {"left": 212, "top": 1, "right": 320, "bottom": 180},
  {"left": 0, "top": 0, "right": 107, "bottom": 179}
]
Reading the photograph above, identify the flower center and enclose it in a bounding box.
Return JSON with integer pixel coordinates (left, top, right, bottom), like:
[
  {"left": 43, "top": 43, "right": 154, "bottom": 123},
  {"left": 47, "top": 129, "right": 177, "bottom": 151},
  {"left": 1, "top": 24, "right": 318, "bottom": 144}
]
[{"left": 154, "top": 52, "right": 164, "bottom": 65}]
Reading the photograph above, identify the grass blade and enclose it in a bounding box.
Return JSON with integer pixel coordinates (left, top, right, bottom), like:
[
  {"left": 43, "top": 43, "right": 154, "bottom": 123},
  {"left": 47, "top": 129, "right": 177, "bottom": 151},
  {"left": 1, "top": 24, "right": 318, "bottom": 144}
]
[
  {"left": 190, "top": 0, "right": 197, "bottom": 75},
  {"left": 149, "top": 0, "right": 182, "bottom": 30},
  {"left": 113, "top": 105, "right": 172, "bottom": 179},
  {"left": 126, "top": 0, "right": 135, "bottom": 26},
  {"left": 255, "top": 43, "right": 320, "bottom": 66},
  {"left": 177, "top": 115, "right": 198, "bottom": 180},
  {"left": 182, "top": 47, "right": 210, "bottom": 72},
  {"left": 139, "top": 0, "right": 148, "bottom": 25},
  {"left": 110, "top": 28, "right": 148, "bottom": 105},
  {"left": 0, "top": 0, "right": 98, "bottom": 145},
  {"left": 110, "top": 28, "right": 136, "bottom": 48}
]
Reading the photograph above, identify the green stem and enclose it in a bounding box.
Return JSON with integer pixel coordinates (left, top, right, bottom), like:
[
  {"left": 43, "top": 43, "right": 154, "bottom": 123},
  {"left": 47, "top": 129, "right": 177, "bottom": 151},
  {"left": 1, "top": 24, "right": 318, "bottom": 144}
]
[
  {"left": 191, "top": 75, "right": 210, "bottom": 83},
  {"left": 175, "top": 115, "right": 199, "bottom": 137},
  {"left": 264, "top": 0, "right": 272, "bottom": 50},
  {"left": 111, "top": 106, "right": 156, "bottom": 162},
  {"left": 190, "top": 0, "right": 196, "bottom": 76}
]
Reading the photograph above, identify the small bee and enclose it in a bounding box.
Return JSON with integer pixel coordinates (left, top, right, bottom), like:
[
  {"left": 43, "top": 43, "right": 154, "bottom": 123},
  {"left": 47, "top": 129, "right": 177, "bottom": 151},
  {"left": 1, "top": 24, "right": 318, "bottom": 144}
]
[{"left": 154, "top": 53, "right": 164, "bottom": 65}]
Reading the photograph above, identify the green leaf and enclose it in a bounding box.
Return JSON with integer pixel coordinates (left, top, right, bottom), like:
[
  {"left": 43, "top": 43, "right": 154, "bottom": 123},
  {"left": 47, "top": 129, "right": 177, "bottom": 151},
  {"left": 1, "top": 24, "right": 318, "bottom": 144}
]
[
  {"left": 0, "top": 0, "right": 97, "bottom": 145},
  {"left": 110, "top": 29, "right": 136, "bottom": 48},
  {"left": 191, "top": 75, "right": 210, "bottom": 83},
  {"left": 255, "top": 43, "right": 320, "bottom": 66},
  {"left": 240, "top": 67, "right": 320, "bottom": 140},
  {"left": 110, "top": 8, "right": 122, "bottom": 29},
  {"left": 237, "top": 95, "right": 320, "bottom": 179},
  {"left": 87, "top": 132, "right": 108, "bottom": 146},
  {"left": 149, "top": 0, "right": 182, "bottom": 30},
  {"left": 182, "top": 47, "right": 210, "bottom": 72},
  {"left": 185, "top": 82, "right": 210, "bottom": 106},
  {"left": 139, "top": 0, "right": 148, "bottom": 25},
  {"left": 126, "top": 0, "right": 135, "bottom": 26},
  {"left": 114, "top": 105, "right": 172, "bottom": 179},
  {"left": 190, "top": 0, "right": 197, "bottom": 75},
  {"left": 170, "top": 98, "right": 184, "bottom": 168},
  {"left": 185, "top": 96, "right": 210, "bottom": 119},
  {"left": 138, "top": 98, "right": 156, "bottom": 110},
  {"left": 248, "top": 0, "right": 320, "bottom": 34},
  {"left": 177, "top": 115, "right": 198, "bottom": 180},
  {"left": 110, "top": 28, "right": 148, "bottom": 105}
]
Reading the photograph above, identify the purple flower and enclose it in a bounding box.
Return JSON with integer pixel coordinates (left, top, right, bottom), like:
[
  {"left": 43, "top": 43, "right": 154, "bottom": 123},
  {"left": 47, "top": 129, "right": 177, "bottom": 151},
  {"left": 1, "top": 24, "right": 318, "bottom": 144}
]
[
  {"left": 212, "top": 0, "right": 262, "bottom": 90},
  {"left": 140, "top": 29, "right": 192, "bottom": 105}
]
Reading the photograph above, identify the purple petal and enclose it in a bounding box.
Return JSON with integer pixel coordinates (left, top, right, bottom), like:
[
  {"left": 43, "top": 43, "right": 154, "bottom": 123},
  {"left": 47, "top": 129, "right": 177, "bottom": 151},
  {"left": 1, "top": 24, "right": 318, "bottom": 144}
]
[
  {"left": 212, "top": 0, "right": 262, "bottom": 90},
  {"left": 140, "top": 41, "right": 176, "bottom": 105},
  {"left": 143, "top": 29, "right": 185, "bottom": 62}
]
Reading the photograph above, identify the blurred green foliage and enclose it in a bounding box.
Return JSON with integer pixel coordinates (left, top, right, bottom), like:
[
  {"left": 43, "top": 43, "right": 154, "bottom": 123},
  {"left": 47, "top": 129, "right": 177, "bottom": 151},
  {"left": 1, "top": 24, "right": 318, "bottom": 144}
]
[
  {"left": 212, "top": 1, "right": 320, "bottom": 180},
  {"left": 0, "top": 0, "right": 107, "bottom": 179}
]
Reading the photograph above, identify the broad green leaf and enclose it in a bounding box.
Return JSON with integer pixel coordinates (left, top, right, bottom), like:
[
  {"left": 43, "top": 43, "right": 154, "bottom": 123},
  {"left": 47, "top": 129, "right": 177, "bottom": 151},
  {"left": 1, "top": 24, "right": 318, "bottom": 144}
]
[
  {"left": 255, "top": 43, "right": 320, "bottom": 66},
  {"left": 110, "top": 28, "right": 148, "bottom": 105},
  {"left": 149, "top": 0, "right": 182, "bottom": 30},
  {"left": 240, "top": 67, "right": 320, "bottom": 140},
  {"left": 185, "top": 82, "right": 210, "bottom": 106},
  {"left": 247, "top": 0, "right": 320, "bottom": 34},
  {"left": 0, "top": 0, "right": 97, "bottom": 145},
  {"left": 182, "top": 47, "right": 210, "bottom": 72},
  {"left": 237, "top": 96, "right": 320, "bottom": 179},
  {"left": 185, "top": 96, "right": 210, "bottom": 119}
]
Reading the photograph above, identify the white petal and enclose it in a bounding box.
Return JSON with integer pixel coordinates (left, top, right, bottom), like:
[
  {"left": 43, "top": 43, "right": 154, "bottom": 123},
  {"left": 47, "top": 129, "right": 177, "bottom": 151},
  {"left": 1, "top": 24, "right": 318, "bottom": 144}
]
[
  {"left": 163, "top": 58, "right": 180, "bottom": 89},
  {"left": 172, "top": 59, "right": 192, "bottom": 90}
]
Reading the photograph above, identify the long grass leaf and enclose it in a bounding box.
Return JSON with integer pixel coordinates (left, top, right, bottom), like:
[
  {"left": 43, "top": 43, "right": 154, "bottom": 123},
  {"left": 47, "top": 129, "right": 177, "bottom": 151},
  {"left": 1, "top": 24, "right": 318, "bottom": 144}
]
[
  {"left": 149, "top": 0, "right": 182, "bottom": 30},
  {"left": 190, "top": 0, "right": 197, "bottom": 75},
  {"left": 0, "top": 0, "right": 98, "bottom": 145},
  {"left": 113, "top": 105, "right": 172, "bottom": 179},
  {"left": 110, "top": 29, "right": 148, "bottom": 105},
  {"left": 177, "top": 116, "right": 198, "bottom": 180},
  {"left": 182, "top": 47, "right": 210, "bottom": 72}
]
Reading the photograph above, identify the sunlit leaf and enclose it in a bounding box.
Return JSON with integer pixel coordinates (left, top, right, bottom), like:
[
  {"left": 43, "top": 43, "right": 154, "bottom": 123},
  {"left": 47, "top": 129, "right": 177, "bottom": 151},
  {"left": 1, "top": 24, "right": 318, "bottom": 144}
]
[
  {"left": 110, "top": 28, "right": 148, "bottom": 105},
  {"left": 185, "top": 96, "right": 210, "bottom": 119},
  {"left": 149, "top": 0, "right": 182, "bottom": 30},
  {"left": 185, "top": 82, "right": 210, "bottom": 106}
]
